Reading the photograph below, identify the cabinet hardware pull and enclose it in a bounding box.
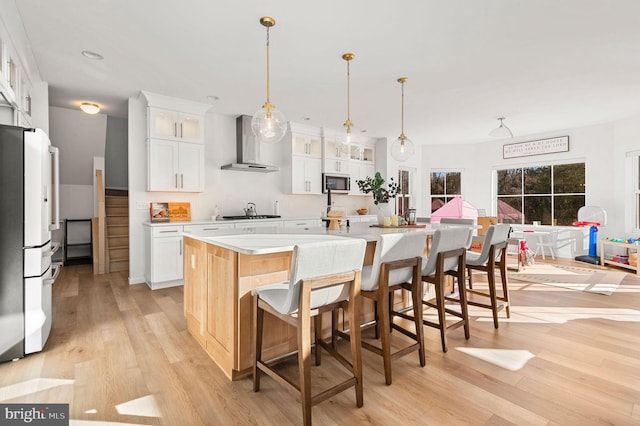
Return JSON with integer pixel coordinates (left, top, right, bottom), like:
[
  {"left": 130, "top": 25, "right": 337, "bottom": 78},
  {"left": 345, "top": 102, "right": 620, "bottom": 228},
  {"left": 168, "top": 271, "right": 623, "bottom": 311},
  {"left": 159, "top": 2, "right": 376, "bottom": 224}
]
[
  {"left": 174, "top": 123, "right": 177, "bottom": 138},
  {"left": 180, "top": 123, "right": 183, "bottom": 138},
  {"left": 159, "top": 230, "right": 178, "bottom": 233},
  {"left": 175, "top": 173, "right": 178, "bottom": 188},
  {"left": 180, "top": 240, "right": 182, "bottom": 255},
  {"left": 181, "top": 174, "right": 184, "bottom": 188}
]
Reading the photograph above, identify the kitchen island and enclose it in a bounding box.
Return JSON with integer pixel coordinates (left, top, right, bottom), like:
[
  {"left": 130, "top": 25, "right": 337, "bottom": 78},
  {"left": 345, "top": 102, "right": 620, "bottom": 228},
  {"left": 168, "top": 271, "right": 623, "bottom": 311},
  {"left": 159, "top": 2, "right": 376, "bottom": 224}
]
[{"left": 182, "top": 223, "right": 431, "bottom": 380}]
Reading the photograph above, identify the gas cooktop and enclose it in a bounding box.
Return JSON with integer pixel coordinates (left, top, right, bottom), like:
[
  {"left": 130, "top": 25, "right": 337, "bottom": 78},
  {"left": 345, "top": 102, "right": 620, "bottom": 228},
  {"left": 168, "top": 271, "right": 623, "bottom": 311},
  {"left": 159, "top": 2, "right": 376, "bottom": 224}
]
[{"left": 222, "top": 215, "right": 281, "bottom": 220}]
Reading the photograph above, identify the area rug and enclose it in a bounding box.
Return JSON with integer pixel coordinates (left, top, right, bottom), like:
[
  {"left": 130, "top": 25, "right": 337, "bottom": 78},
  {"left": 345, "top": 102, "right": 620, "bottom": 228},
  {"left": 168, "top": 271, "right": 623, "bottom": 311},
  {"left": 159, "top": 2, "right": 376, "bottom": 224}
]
[{"left": 509, "top": 263, "right": 626, "bottom": 295}]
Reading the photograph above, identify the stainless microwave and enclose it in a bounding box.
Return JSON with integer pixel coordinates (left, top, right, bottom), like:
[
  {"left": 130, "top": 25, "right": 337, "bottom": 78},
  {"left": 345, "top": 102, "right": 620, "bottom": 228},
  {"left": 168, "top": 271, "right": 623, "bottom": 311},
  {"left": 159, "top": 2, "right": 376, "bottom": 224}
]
[{"left": 322, "top": 173, "right": 350, "bottom": 193}]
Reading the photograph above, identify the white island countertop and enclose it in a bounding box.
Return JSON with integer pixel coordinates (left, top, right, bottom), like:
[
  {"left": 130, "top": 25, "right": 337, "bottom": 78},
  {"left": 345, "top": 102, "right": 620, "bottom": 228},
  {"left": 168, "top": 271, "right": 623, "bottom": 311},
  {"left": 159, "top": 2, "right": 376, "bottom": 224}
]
[{"left": 182, "top": 222, "right": 434, "bottom": 255}]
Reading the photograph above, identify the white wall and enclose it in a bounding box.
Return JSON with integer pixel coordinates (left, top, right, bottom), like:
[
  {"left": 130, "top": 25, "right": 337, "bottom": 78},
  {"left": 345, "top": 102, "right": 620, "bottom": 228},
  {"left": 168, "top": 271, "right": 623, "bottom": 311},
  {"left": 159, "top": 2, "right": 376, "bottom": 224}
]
[
  {"left": 420, "top": 116, "right": 639, "bottom": 241},
  {"left": 49, "top": 107, "right": 107, "bottom": 231},
  {"left": 128, "top": 95, "right": 380, "bottom": 284}
]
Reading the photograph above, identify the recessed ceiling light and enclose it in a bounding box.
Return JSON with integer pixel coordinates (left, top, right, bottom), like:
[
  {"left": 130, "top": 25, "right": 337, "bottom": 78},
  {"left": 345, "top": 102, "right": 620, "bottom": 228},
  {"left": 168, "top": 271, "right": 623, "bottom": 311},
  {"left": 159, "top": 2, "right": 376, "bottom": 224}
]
[
  {"left": 361, "top": 129, "right": 367, "bottom": 133},
  {"left": 206, "top": 95, "right": 220, "bottom": 102},
  {"left": 302, "top": 117, "right": 311, "bottom": 121},
  {"left": 81, "top": 50, "right": 104, "bottom": 60},
  {"left": 80, "top": 102, "right": 100, "bottom": 114}
]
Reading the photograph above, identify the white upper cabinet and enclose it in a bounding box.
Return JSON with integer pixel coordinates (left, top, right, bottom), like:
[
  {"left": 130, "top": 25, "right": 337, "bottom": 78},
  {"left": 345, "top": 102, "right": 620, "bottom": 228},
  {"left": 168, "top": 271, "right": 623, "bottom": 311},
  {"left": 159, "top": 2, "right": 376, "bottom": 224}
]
[
  {"left": 149, "top": 107, "right": 204, "bottom": 144},
  {"left": 288, "top": 123, "right": 323, "bottom": 195},
  {"left": 349, "top": 135, "right": 375, "bottom": 164},
  {"left": 142, "top": 91, "right": 210, "bottom": 192},
  {"left": 348, "top": 135, "right": 377, "bottom": 195},
  {"left": 0, "top": 36, "right": 19, "bottom": 108},
  {"left": 292, "top": 133, "right": 322, "bottom": 157},
  {"left": 322, "top": 130, "right": 350, "bottom": 173}
]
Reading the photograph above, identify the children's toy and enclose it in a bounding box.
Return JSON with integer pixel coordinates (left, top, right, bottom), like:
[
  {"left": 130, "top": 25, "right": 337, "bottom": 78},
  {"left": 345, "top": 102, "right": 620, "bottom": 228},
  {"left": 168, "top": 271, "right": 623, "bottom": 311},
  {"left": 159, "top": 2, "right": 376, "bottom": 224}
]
[{"left": 572, "top": 206, "right": 607, "bottom": 265}]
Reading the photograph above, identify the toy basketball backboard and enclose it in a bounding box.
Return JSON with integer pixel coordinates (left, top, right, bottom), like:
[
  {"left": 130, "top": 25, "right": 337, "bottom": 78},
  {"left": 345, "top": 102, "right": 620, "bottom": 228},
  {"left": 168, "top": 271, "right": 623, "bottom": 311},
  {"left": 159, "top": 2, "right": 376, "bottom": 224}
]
[{"left": 577, "top": 206, "right": 607, "bottom": 226}]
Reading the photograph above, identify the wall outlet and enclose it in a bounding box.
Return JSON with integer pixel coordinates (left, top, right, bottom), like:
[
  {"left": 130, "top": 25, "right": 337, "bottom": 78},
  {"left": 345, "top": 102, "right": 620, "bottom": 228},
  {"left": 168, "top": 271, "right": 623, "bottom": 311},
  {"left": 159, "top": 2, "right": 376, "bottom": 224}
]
[{"left": 136, "top": 201, "right": 148, "bottom": 210}]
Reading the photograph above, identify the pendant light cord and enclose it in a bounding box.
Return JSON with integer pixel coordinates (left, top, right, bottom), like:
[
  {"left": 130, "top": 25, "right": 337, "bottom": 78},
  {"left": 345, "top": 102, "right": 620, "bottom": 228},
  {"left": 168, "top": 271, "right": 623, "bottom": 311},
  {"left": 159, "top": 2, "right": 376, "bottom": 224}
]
[{"left": 265, "top": 25, "right": 271, "bottom": 107}]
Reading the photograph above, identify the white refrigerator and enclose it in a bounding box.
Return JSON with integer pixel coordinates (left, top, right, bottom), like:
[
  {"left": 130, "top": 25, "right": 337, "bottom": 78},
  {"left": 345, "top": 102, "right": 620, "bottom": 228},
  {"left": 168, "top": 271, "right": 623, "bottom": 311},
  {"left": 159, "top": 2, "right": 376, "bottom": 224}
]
[{"left": 0, "top": 124, "right": 60, "bottom": 363}]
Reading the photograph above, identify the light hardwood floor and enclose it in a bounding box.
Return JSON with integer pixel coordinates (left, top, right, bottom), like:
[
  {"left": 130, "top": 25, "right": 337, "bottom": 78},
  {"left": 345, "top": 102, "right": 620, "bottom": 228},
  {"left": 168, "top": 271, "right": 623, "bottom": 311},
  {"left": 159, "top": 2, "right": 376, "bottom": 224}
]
[{"left": 1, "top": 259, "right": 639, "bottom": 425}]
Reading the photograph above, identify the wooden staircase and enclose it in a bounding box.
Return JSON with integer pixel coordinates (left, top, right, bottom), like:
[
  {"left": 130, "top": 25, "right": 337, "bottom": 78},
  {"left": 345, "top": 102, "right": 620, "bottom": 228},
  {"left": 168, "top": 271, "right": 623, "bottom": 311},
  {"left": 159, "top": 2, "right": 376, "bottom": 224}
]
[{"left": 105, "top": 190, "right": 129, "bottom": 273}]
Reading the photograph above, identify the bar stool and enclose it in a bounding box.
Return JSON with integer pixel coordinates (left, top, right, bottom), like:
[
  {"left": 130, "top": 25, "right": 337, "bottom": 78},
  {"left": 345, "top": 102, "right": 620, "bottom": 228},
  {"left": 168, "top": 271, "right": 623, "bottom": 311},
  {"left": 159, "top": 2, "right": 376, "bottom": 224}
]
[
  {"left": 465, "top": 224, "right": 511, "bottom": 328},
  {"left": 339, "top": 232, "right": 427, "bottom": 385},
  {"left": 252, "top": 238, "right": 367, "bottom": 426},
  {"left": 420, "top": 227, "right": 473, "bottom": 353}
]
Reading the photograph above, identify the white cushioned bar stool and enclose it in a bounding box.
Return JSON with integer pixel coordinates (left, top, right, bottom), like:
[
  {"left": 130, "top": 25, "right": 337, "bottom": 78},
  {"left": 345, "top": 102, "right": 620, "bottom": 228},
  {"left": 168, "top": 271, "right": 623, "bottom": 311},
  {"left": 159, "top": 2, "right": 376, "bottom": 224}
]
[
  {"left": 419, "top": 227, "right": 473, "bottom": 353},
  {"left": 465, "top": 224, "right": 511, "bottom": 328},
  {"left": 337, "top": 232, "right": 427, "bottom": 385},
  {"left": 252, "top": 238, "right": 367, "bottom": 426}
]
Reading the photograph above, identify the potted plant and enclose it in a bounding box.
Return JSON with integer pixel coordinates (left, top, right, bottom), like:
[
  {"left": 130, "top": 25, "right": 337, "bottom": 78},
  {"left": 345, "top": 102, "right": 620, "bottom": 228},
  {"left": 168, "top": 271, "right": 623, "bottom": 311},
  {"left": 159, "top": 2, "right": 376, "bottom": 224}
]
[{"left": 356, "top": 172, "right": 399, "bottom": 224}]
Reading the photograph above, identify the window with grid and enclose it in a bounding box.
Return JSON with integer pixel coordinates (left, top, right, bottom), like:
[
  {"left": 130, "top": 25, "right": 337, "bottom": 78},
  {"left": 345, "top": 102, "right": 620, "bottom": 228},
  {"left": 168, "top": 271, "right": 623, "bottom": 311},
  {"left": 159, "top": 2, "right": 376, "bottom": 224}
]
[
  {"left": 430, "top": 171, "right": 461, "bottom": 213},
  {"left": 396, "top": 168, "right": 416, "bottom": 218},
  {"left": 496, "top": 162, "right": 585, "bottom": 225}
]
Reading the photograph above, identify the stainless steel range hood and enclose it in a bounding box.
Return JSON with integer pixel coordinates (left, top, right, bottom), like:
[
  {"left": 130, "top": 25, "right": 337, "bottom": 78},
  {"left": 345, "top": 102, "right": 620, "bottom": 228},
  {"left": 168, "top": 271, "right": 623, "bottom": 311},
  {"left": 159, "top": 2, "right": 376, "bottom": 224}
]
[{"left": 221, "top": 115, "right": 280, "bottom": 173}]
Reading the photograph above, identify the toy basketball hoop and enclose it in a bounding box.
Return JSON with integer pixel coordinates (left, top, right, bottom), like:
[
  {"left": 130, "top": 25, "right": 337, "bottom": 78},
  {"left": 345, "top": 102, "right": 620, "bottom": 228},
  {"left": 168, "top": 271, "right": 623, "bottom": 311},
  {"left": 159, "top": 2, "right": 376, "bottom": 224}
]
[{"left": 573, "top": 206, "right": 607, "bottom": 265}]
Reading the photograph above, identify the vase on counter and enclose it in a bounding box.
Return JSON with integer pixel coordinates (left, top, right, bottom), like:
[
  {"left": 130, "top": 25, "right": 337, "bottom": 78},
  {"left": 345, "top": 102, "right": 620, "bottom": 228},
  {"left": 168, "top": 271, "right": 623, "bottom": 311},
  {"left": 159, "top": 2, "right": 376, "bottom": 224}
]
[{"left": 376, "top": 203, "right": 392, "bottom": 226}]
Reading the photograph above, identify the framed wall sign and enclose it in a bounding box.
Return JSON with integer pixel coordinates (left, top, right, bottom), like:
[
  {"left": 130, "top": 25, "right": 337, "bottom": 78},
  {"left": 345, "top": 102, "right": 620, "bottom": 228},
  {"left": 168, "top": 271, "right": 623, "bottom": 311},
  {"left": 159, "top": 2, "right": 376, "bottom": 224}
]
[{"left": 503, "top": 136, "right": 569, "bottom": 159}]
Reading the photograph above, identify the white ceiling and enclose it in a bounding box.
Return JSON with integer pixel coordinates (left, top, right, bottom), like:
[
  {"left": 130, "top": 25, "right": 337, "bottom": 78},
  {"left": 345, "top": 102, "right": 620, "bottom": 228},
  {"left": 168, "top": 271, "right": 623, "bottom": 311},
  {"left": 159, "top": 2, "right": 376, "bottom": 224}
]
[{"left": 11, "top": 0, "right": 640, "bottom": 144}]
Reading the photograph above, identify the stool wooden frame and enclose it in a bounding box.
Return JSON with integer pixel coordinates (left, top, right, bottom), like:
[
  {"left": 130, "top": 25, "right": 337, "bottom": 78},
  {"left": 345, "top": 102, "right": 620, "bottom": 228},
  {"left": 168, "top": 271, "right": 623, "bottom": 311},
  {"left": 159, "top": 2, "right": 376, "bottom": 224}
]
[
  {"left": 253, "top": 270, "right": 363, "bottom": 426},
  {"left": 353, "top": 256, "right": 425, "bottom": 385},
  {"left": 466, "top": 241, "right": 510, "bottom": 328},
  {"left": 419, "top": 248, "right": 470, "bottom": 353}
]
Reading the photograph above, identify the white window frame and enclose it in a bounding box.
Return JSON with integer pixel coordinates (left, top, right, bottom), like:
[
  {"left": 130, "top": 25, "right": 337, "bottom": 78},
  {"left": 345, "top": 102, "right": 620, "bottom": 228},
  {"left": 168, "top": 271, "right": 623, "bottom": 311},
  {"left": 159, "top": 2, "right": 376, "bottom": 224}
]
[
  {"left": 396, "top": 166, "right": 416, "bottom": 216},
  {"left": 625, "top": 151, "right": 640, "bottom": 232},
  {"left": 429, "top": 169, "right": 463, "bottom": 214}
]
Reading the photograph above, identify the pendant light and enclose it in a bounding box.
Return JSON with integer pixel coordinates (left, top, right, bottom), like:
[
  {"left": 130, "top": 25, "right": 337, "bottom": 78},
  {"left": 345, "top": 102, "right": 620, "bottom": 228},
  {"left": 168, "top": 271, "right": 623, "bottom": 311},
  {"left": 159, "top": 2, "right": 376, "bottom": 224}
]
[
  {"left": 489, "top": 117, "right": 514, "bottom": 138},
  {"left": 390, "top": 77, "right": 415, "bottom": 162},
  {"left": 252, "top": 16, "right": 287, "bottom": 144},
  {"left": 341, "top": 53, "right": 355, "bottom": 146}
]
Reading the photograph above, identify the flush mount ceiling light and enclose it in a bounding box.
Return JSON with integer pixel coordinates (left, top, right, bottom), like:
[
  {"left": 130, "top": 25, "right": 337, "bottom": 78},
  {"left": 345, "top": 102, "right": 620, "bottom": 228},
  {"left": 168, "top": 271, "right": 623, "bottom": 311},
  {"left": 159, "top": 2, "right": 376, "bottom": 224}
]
[
  {"left": 489, "top": 117, "right": 514, "bottom": 138},
  {"left": 341, "top": 53, "right": 355, "bottom": 146},
  {"left": 251, "top": 16, "right": 287, "bottom": 144},
  {"left": 80, "top": 102, "right": 100, "bottom": 114},
  {"left": 390, "top": 77, "right": 415, "bottom": 162},
  {"left": 81, "top": 50, "right": 103, "bottom": 60}
]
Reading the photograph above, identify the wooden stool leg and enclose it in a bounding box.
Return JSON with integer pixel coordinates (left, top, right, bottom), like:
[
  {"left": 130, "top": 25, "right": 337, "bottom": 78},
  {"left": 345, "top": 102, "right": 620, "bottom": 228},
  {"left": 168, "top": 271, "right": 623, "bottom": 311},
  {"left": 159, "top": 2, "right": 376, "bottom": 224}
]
[
  {"left": 347, "top": 301, "right": 364, "bottom": 407},
  {"left": 468, "top": 268, "right": 474, "bottom": 289},
  {"left": 314, "top": 315, "right": 322, "bottom": 366},
  {"left": 378, "top": 284, "right": 393, "bottom": 385},
  {"left": 487, "top": 266, "right": 499, "bottom": 329},
  {"left": 457, "top": 268, "right": 470, "bottom": 340},
  {"left": 298, "top": 308, "right": 312, "bottom": 426},
  {"left": 412, "top": 274, "right": 426, "bottom": 366},
  {"left": 499, "top": 260, "right": 511, "bottom": 318},
  {"left": 253, "top": 295, "right": 264, "bottom": 392},
  {"left": 433, "top": 273, "right": 448, "bottom": 352},
  {"left": 373, "top": 300, "right": 380, "bottom": 339}
]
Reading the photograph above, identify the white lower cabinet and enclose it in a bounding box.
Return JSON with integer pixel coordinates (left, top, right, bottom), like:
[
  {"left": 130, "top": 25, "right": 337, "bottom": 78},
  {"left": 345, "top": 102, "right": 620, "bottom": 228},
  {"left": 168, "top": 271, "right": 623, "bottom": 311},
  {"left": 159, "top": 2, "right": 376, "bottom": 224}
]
[
  {"left": 145, "top": 225, "right": 184, "bottom": 290},
  {"left": 183, "top": 223, "right": 235, "bottom": 235},
  {"left": 234, "top": 221, "right": 283, "bottom": 232},
  {"left": 283, "top": 219, "right": 321, "bottom": 228}
]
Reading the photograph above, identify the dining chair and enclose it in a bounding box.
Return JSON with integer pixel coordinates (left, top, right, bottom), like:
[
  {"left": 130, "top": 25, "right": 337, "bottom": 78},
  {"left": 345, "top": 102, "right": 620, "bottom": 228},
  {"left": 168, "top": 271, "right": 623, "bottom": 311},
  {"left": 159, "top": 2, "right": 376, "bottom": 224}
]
[
  {"left": 419, "top": 227, "right": 473, "bottom": 352},
  {"left": 537, "top": 229, "right": 576, "bottom": 260},
  {"left": 252, "top": 238, "right": 367, "bottom": 426},
  {"left": 465, "top": 224, "right": 511, "bottom": 328},
  {"left": 338, "top": 232, "right": 427, "bottom": 385}
]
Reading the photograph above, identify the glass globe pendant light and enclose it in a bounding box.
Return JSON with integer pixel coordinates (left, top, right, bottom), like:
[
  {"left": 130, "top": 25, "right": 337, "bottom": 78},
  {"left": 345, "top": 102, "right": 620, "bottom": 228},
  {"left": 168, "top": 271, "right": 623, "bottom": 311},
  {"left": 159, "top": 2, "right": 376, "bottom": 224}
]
[
  {"left": 252, "top": 16, "right": 287, "bottom": 144},
  {"left": 488, "top": 117, "right": 514, "bottom": 138},
  {"left": 341, "top": 53, "right": 355, "bottom": 146},
  {"left": 390, "top": 77, "right": 415, "bottom": 162}
]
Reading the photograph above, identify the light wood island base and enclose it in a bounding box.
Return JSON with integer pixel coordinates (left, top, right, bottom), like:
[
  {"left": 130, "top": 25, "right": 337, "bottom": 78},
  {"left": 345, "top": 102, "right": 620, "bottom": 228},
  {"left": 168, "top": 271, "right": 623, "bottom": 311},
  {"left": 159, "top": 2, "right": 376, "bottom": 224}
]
[{"left": 183, "top": 236, "right": 378, "bottom": 380}]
